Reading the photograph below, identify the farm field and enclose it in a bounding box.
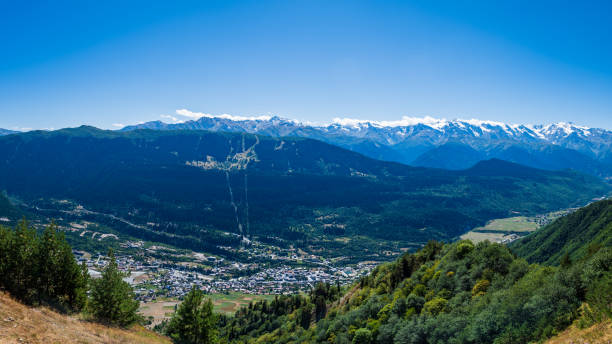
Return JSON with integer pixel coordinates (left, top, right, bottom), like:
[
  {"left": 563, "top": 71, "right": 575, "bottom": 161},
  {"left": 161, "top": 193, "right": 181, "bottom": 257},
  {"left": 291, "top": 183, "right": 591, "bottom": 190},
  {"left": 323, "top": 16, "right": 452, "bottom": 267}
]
[
  {"left": 140, "top": 292, "right": 275, "bottom": 326},
  {"left": 208, "top": 292, "right": 275, "bottom": 315},
  {"left": 460, "top": 216, "right": 540, "bottom": 243},
  {"left": 471, "top": 216, "right": 539, "bottom": 233},
  {"left": 139, "top": 300, "right": 179, "bottom": 327},
  {"left": 460, "top": 231, "right": 514, "bottom": 244}
]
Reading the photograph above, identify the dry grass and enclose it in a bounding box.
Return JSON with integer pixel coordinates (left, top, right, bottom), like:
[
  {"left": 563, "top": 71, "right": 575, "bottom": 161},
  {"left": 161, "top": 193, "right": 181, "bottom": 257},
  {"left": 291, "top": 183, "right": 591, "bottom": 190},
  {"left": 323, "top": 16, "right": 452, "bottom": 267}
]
[
  {"left": 546, "top": 321, "right": 612, "bottom": 344},
  {"left": 460, "top": 231, "right": 510, "bottom": 243},
  {"left": 0, "top": 292, "right": 171, "bottom": 344},
  {"left": 139, "top": 300, "right": 179, "bottom": 327}
]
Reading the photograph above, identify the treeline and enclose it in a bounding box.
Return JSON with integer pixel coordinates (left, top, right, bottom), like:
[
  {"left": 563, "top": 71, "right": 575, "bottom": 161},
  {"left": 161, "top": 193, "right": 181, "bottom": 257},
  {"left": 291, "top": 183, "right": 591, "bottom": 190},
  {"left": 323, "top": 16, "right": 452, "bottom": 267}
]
[
  {"left": 153, "top": 281, "right": 343, "bottom": 344},
  {"left": 0, "top": 221, "right": 139, "bottom": 327},
  {"left": 0, "top": 221, "right": 88, "bottom": 311},
  {"left": 216, "top": 240, "right": 611, "bottom": 344},
  {"left": 221, "top": 282, "right": 342, "bottom": 342}
]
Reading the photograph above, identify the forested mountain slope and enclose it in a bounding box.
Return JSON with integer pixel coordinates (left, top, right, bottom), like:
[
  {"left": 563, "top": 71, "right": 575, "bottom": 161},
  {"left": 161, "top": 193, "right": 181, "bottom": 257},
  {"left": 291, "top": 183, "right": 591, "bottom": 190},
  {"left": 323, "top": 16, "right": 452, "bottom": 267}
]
[
  {"left": 0, "top": 127, "right": 607, "bottom": 255},
  {"left": 510, "top": 200, "right": 612, "bottom": 265},
  {"left": 208, "top": 201, "right": 612, "bottom": 343},
  {"left": 215, "top": 240, "right": 611, "bottom": 343}
]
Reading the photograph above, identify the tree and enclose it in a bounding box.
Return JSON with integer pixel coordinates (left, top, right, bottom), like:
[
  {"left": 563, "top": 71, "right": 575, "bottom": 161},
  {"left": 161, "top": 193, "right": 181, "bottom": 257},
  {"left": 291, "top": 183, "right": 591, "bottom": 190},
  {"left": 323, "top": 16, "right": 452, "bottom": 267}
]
[
  {"left": 422, "top": 297, "right": 447, "bottom": 316},
  {"left": 166, "top": 287, "right": 218, "bottom": 344},
  {"left": 297, "top": 303, "right": 313, "bottom": 329},
  {"left": 0, "top": 224, "right": 13, "bottom": 288},
  {"left": 54, "top": 238, "right": 88, "bottom": 310},
  {"left": 560, "top": 253, "right": 572, "bottom": 268},
  {"left": 88, "top": 249, "right": 139, "bottom": 326},
  {"left": 0, "top": 221, "right": 88, "bottom": 311},
  {"left": 353, "top": 328, "right": 372, "bottom": 344},
  {"left": 36, "top": 224, "right": 88, "bottom": 310},
  {"left": 37, "top": 223, "right": 61, "bottom": 299},
  {"left": 7, "top": 220, "right": 38, "bottom": 302}
]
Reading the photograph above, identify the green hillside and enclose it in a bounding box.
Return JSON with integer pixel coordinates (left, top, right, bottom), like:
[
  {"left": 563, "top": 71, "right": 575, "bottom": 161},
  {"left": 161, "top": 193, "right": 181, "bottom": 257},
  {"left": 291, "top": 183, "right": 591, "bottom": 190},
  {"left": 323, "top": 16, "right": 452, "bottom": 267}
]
[
  {"left": 510, "top": 200, "right": 612, "bottom": 265},
  {"left": 180, "top": 201, "right": 612, "bottom": 343},
  {"left": 205, "top": 240, "right": 611, "bottom": 343}
]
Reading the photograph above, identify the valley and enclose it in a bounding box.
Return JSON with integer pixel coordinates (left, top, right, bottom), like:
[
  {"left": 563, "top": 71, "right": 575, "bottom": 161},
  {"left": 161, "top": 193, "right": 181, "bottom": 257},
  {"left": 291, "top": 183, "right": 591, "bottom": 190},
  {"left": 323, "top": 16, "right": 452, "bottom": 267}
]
[
  {"left": 0, "top": 128, "right": 609, "bottom": 342},
  {"left": 0, "top": 128, "right": 607, "bottom": 254},
  {"left": 6, "top": 192, "right": 609, "bottom": 332},
  {"left": 2, "top": 3, "right": 611, "bottom": 342}
]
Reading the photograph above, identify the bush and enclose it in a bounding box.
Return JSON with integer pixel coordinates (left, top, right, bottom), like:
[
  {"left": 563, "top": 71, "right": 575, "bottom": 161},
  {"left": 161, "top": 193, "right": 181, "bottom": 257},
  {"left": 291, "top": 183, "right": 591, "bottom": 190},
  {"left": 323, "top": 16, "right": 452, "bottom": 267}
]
[
  {"left": 422, "top": 297, "right": 447, "bottom": 316},
  {"left": 352, "top": 328, "right": 372, "bottom": 344}
]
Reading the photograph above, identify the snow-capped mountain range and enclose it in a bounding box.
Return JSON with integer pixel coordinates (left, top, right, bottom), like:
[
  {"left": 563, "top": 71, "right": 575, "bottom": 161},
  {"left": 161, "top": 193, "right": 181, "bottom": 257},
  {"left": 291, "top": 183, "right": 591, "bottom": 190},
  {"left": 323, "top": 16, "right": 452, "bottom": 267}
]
[
  {"left": 0, "top": 129, "right": 17, "bottom": 136},
  {"left": 122, "top": 114, "right": 612, "bottom": 177}
]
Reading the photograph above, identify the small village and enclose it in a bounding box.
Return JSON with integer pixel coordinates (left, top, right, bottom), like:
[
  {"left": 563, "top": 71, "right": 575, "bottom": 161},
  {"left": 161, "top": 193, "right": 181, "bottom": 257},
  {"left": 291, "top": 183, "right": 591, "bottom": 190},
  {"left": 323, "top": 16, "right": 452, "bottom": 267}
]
[{"left": 75, "top": 239, "right": 378, "bottom": 302}]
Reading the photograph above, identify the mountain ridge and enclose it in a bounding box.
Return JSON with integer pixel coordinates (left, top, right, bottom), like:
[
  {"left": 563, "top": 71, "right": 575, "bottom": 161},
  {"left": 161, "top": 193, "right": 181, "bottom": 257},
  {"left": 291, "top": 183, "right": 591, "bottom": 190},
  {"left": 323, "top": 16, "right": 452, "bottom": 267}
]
[
  {"left": 121, "top": 114, "right": 612, "bottom": 176},
  {"left": 0, "top": 128, "right": 17, "bottom": 136},
  {"left": 0, "top": 127, "right": 607, "bottom": 257}
]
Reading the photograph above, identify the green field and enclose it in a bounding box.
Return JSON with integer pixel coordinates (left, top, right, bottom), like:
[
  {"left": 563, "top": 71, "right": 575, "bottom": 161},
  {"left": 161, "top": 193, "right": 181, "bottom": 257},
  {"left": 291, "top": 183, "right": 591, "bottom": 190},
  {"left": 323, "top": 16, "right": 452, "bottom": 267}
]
[
  {"left": 460, "top": 231, "right": 513, "bottom": 243},
  {"left": 208, "top": 292, "right": 275, "bottom": 315},
  {"left": 460, "top": 216, "right": 541, "bottom": 243},
  {"left": 139, "top": 292, "right": 275, "bottom": 325},
  {"left": 472, "top": 216, "right": 539, "bottom": 233}
]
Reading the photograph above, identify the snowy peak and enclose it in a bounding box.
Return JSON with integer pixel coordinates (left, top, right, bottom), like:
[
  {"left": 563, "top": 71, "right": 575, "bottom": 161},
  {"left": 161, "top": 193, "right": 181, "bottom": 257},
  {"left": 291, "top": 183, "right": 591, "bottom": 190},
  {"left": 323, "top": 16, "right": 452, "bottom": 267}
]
[
  {"left": 120, "top": 113, "right": 612, "bottom": 176},
  {"left": 0, "top": 128, "right": 17, "bottom": 136},
  {"left": 323, "top": 116, "right": 598, "bottom": 140},
  {"left": 122, "top": 113, "right": 609, "bottom": 144}
]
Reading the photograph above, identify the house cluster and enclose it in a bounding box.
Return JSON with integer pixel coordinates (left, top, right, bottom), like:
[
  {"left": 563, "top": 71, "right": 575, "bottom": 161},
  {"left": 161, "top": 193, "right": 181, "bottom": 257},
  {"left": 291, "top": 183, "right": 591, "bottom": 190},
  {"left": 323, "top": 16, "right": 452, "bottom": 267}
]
[{"left": 76, "top": 245, "right": 377, "bottom": 302}]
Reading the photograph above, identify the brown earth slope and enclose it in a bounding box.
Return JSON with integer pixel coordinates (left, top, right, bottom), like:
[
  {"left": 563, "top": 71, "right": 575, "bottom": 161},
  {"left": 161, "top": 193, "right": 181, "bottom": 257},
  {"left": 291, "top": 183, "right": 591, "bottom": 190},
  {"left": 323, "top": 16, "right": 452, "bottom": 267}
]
[
  {"left": 0, "top": 292, "right": 171, "bottom": 344},
  {"left": 545, "top": 321, "right": 612, "bottom": 344}
]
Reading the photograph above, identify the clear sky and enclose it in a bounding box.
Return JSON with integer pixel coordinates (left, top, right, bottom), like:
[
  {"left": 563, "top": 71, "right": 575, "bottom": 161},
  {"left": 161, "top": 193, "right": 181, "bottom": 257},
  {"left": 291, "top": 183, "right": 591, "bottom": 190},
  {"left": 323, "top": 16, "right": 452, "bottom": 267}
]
[{"left": 1, "top": 0, "right": 611, "bottom": 130}]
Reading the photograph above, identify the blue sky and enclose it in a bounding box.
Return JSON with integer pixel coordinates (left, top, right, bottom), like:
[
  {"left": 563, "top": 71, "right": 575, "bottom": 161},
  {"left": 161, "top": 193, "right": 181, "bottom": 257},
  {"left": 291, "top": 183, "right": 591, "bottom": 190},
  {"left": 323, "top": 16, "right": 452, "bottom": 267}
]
[{"left": 1, "top": 0, "right": 611, "bottom": 130}]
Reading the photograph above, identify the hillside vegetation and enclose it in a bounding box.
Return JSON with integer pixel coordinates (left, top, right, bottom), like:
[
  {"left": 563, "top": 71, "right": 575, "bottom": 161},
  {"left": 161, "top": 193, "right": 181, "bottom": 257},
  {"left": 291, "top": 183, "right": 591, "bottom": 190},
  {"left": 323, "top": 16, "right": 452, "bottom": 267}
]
[
  {"left": 0, "top": 201, "right": 609, "bottom": 344},
  {"left": 510, "top": 200, "right": 612, "bottom": 265},
  {"left": 211, "top": 238, "right": 611, "bottom": 343}
]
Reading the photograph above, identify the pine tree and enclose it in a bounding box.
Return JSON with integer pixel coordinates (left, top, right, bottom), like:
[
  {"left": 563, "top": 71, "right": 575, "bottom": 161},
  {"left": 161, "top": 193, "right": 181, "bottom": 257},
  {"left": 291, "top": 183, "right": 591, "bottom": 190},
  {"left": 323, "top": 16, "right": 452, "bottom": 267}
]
[
  {"left": 560, "top": 252, "right": 572, "bottom": 268},
  {"left": 0, "top": 224, "right": 13, "bottom": 288},
  {"left": 88, "top": 249, "right": 139, "bottom": 326},
  {"left": 166, "top": 287, "right": 218, "bottom": 344},
  {"left": 36, "top": 223, "right": 61, "bottom": 300},
  {"left": 55, "top": 236, "right": 88, "bottom": 310},
  {"left": 8, "top": 220, "right": 38, "bottom": 302}
]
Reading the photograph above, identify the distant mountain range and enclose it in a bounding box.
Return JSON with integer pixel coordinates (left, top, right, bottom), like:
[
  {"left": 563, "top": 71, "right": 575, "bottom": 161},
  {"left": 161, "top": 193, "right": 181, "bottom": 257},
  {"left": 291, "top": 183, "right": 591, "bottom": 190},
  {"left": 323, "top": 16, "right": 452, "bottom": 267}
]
[
  {"left": 0, "top": 126, "right": 607, "bottom": 255},
  {"left": 0, "top": 129, "right": 17, "bottom": 136},
  {"left": 122, "top": 116, "right": 612, "bottom": 177}
]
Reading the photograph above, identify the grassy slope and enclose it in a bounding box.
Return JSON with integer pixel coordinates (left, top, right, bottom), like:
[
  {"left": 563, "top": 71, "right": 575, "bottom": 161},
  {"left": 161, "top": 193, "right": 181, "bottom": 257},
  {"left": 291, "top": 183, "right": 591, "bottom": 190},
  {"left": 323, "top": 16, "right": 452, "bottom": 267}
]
[
  {"left": 0, "top": 292, "right": 170, "bottom": 344},
  {"left": 545, "top": 320, "right": 611, "bottom": 344},
  {"left": 510, "top": 200, "right": 612, "bottom": 265}
]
